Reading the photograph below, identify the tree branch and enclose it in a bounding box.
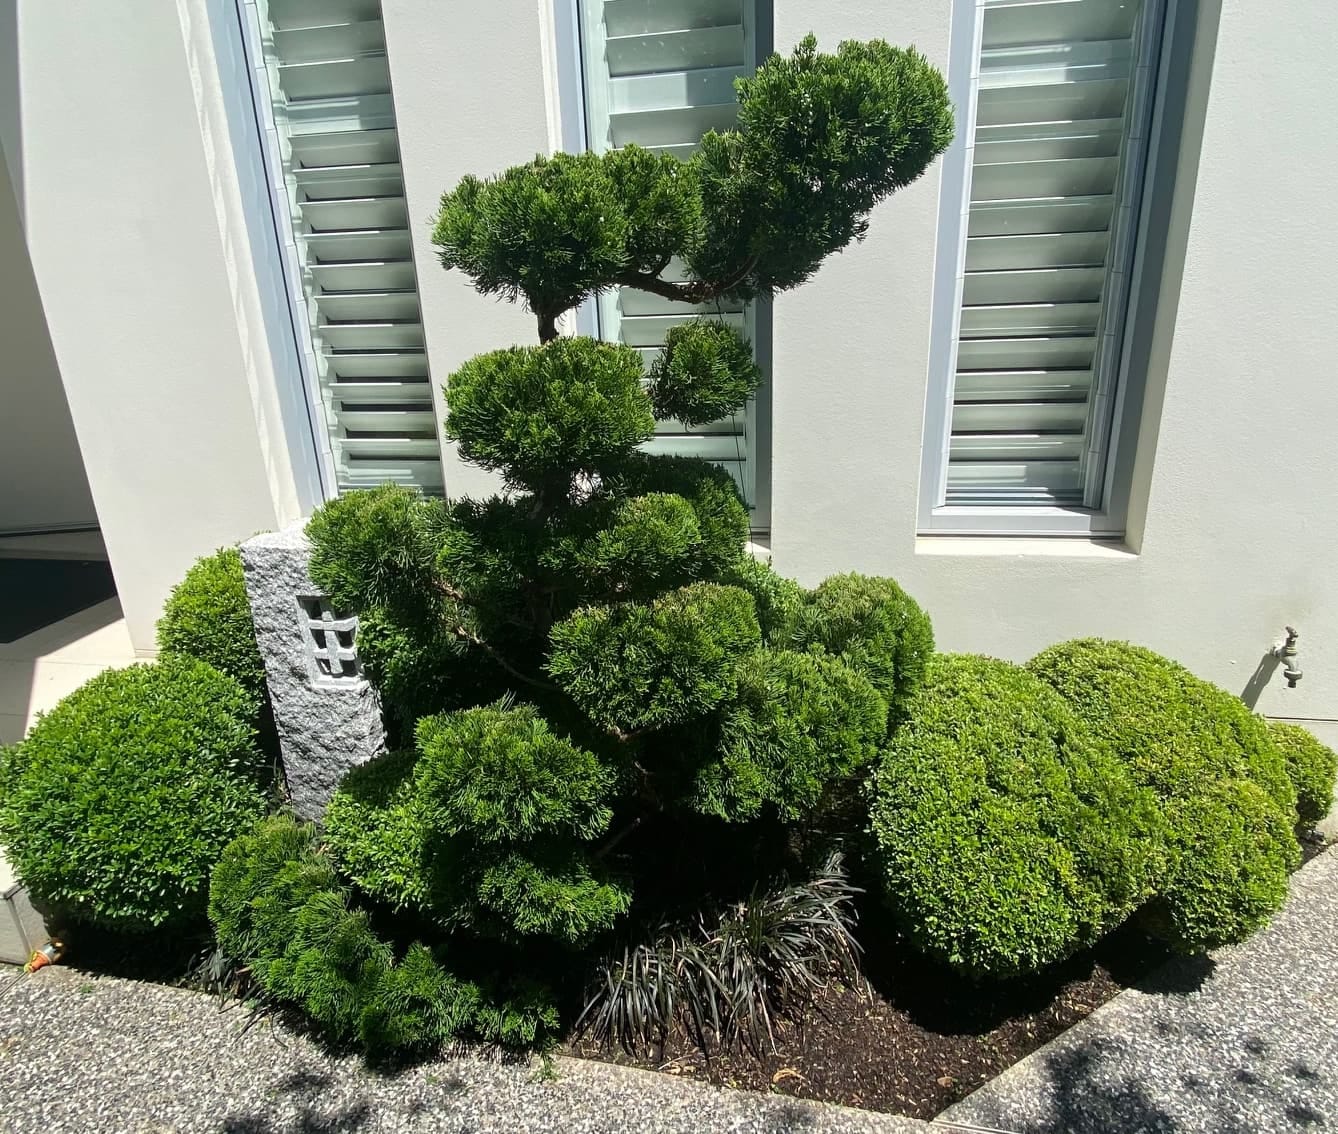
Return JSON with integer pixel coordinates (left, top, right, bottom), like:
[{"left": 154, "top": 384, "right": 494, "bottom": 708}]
[
  {"left": 594, "top": 816, "right": 643, "bottom": 861},
  {"left": 615, "top": 253, "right": 761, "bottom": 308},
  {"left": 452, "top": 622, "right": 557, "bottom": 694}
]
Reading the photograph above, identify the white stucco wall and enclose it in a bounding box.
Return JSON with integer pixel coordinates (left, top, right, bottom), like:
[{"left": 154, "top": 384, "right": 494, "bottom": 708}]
[
  {"left": 765, "top": 0, "right": 1337, "bottom": 729},
  {"left": 0, "top": 159, "right": 97, "bottom": 535},
  {"left": 381, "top": 0, "right": 556, "bottom": 501},
  {"left": 1, "top": 0, "right": 311, "bottom": 650},
  {"left": 5, "top": 0, "right": 1331, "bottom": 734},
  {"left": 385, "top": 0, "right": 1336, "bottom": 730}
]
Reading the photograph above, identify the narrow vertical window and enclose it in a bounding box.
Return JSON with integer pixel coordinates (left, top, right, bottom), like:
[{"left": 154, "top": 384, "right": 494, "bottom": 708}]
[
  {"left": 243, "top": 0, "right": 441, "bottom": 495},
  {"left": 576, "top": 0, "right": 768, "bottom": 526},
  {"left": 922, "top": 0, "right": 1168, "bottom": 534}
]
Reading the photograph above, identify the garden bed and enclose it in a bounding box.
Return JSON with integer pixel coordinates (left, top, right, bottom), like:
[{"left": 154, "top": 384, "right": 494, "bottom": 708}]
[
  {"left": 569, "top": 918, "right": 1166, "bottom": 1120},
  {"left": 572, "top": 837, "right": 1333, "bottom": 1120}
]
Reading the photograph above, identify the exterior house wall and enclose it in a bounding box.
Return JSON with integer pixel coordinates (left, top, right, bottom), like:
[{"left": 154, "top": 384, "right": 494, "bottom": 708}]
[
  {"left": 381, "top": 0, "right": 1338, "bottom": 733},
  {"left": 1, "top": 0, "right": 313, "bottom": 651},
  {"left": 3, "top": 0, "right": 1334, "bottom": 740},
  {"left": 381, "top": 0, "right": 556, "bottom": 503},
  {"left": 766, "top": 0, "right": 1337, "bottom": 732},
  {"left": 0, "top": 159, "right": 96, "bottom": 535}
]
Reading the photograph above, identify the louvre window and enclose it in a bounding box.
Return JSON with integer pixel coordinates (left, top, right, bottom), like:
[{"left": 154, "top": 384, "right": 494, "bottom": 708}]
[
  {"left": 577, "top": 0, "right": 766, "bottom": 520},
  {"left": 923, "top": 0, "right": 1168, "bottom": 532},
  {"left": 246, "top": 0, "right": 441, "bottom": 494}
]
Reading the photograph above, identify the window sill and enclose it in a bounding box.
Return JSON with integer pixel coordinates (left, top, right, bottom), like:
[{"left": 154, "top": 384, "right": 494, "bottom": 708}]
[{"left": 914, "top": 536, "right": 1138, "bottom": 560}]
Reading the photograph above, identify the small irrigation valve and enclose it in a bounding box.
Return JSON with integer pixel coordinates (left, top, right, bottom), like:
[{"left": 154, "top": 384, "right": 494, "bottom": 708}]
[{"left": 1272, "top": 626, "right": 1303, "bottom": 688}]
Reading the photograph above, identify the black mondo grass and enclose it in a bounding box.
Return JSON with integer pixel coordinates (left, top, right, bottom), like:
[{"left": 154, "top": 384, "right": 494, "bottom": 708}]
[{"left": 577, "top": 852, "right": 863, "bottom": 1056}]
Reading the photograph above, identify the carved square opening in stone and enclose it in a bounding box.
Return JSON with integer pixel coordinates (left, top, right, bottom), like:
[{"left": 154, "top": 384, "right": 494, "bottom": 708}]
[{"left": 297, "top": 596, "right": 361, "bottom": 684}]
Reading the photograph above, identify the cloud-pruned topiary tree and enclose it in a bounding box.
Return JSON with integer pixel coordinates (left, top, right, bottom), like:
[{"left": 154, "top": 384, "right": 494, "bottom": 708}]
[
  {"left": 224, "top": 33, "right": 952, "bottom": 1056},
  {"left": 432, "top": 36, "right": 954, "bottom": 343}
]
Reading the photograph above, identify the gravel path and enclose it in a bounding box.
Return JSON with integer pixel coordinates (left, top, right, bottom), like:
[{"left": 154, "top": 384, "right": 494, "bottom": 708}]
[
  {"left": 940, "top": 846, "right": 1338, "bottom": 1134},
  {"left": 0, "top": 965, "right": 929, "bottom": 1134}
]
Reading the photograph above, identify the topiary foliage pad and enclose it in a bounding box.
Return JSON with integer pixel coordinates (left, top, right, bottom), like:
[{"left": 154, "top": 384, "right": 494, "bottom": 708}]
[
  {"left": 869, "top": 654, "right": 1163, "bottom": 979},
  {"left": 1, "top": 657, "right": 268, "bottom": 932},
  {"left": 1029, "top": 638, "right": 1303, "bottom": 954}
]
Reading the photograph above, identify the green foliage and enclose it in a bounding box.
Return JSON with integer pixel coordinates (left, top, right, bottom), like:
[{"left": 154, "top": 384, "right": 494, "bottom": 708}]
[
  {"left": 795, "top": 573, "right": 934, "bottom": 719},
  {"left": 578, "top": 853, "right": 861, "bottom": 1054},
  {"left": 209, "top": 816, "right": 558, "bottom": 1054},
  {"left": 580, "top": 493, "right": 703, "bottom": 598},
  {"left": 869, "top": 655, "right": 1164, "bottom": 978},
  {"left": 695, "top": 649, "right": 886, "bottom": 822},
  {"left": 326, "top": 707, "right": 628, "bottom": 947},
  {"left": 432, "top": 147, "right": 699, "bottom": 329},
  {"left": 609, "top": 454, "right": 751, "bottom": 576},
  {"left": 472, "top": 846, "right": 630, "bottom": 944},
  {"left": 720, "top": 556, "right": 805, "bottom": 646},
  {"left": 1268, "top": 721, "right": 1338, "bottom": 826},
  {"left": 416, "top": 705, "right": 614, "bottom": 843},
  {"left": 266, "top": 30, "right": 960, "bottom": 1058},
  {"left": 1028, "top": 639, "right": 1294, "bottom": 812},
  {"left": 1151, "top": 782, "right": 1299, "bottom": 953},
  {"left": 648, "top": 321, "right": 761, "bottom": 427},
  {"left": 690, "top": 36, "right": 954, "bottom": 298},
  {"left": 446, "top": 338, "right": 654, "bottom": 492},
  {"left": 1029, "top": 639, "right": 1300, "bottom": 952},
  {"left": 360, "top": 942, "right": 480, "bottom": 1054},
  {"left": 354, "top": 608, "right": 503, "bottom": 744},
  {"left": 157, "top": 546, "right": 267, "bottom": 704},
  {"left": 306, "top": 484, "right": 450, "bottom": 620},
  {"left": 434, "top": 40, "right": 951, "bottom": 329},
  {"left": 0, "top": 658, "right": 266, "bottom": 931},
  {"left": 547, "top": 583, "right": 761, "bottom": 732},
  {"left": 323, "top": 748, "right": 431, "bottom": 913}
]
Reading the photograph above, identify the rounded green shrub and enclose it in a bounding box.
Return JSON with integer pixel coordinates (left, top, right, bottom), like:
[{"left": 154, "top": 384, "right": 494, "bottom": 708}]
[
  {"left": 581, "top": 493, "right": 704, "bottom": 597},
  {"left": 210, "top": 816, "right": 558, "bottom": 1054},
  {"left": 1027, "top": 639, "right": 1295, "bottom": 814},
  {"left": 720, "top": 556, "right": 805, "bottom": 646},
  {"left": 610, "top": 454, "right": 751, "bottom": 575},
  {"left": 695, "top": 648, "right": 887, "bottom": 822},
  {"left": 1028, "top": 639, "right": 1301, "bottom": 952},
  {"left": 416, "top": 704, "right": 615, "bottom": 843},
  {"left": 432, "top": 147, "right": 699, "bottom": 328},
  {"left": 1268, "top": 721, "right": 1338, "bottom": 826},
  {"left": 157, "top": 547, "right": 266, "bottom": 703},
  {"left": 690, "top": 36, "right": 954, "bottom": 297},
  {"left": 324, "top": 748, "right": 431, "bottom": 913},
  {"left": 795, "top": 572, "right": 934, "bottom": 719},
  {"left": 869, "top": 654, "right": 1163, "bottom": 978},
  {"left": 648, "top": 320, "right": 761, "bottom": 427},
  {"left": 327, "top": 707, "right": 629, "bottom": 947},
  {"left": 1151, "top": 781, "right": 1299, "bottom": 952},
  {"left": 446, "top": 338, "right": 654, "bottom": 490},
  {"left": 1, "top": 658, "right": 266, "bottom": 931},
  {"left": 547, "top": 583, "right": 761, "bottom": 732},
  {"left": 306, "top": 484, "right": 450, "bottom": 619}
]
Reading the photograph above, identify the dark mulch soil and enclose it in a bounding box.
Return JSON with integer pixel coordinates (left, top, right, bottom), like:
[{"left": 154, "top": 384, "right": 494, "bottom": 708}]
[
  {"left": 570, "top": 840, "right": 1337, "bottom": 1119},
  {"left": 568, "top": 924, "right": 1163, "bottom": 1120}
]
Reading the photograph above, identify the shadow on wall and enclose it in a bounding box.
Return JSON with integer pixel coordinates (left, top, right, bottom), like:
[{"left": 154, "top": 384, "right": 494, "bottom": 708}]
[
  {"left": 0, "top": 0, "right": 20, "bottom": 217},
  {"left": 1240, "top": 651, "right": 1281, "bottom": 710}
]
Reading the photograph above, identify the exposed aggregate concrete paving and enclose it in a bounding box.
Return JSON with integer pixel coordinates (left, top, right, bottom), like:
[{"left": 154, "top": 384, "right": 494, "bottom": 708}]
[
  {"left": 941, "top": 846, "right": 1338, "bottom": 1134},
  {"left": 0, "top": 965, "right": 929, "bottom": 1133}
]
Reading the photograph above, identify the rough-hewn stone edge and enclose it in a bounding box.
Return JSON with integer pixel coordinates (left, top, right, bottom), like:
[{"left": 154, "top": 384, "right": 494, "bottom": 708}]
[{"left": 240, "top": 523, "right": 386, "bottom": 819}]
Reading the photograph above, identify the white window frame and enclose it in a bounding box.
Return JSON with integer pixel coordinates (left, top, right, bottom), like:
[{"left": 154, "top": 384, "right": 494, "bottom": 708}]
[{"left": 918, "top": 0, "right": 1182, "bottom": 538}]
